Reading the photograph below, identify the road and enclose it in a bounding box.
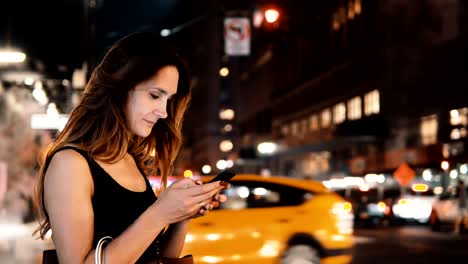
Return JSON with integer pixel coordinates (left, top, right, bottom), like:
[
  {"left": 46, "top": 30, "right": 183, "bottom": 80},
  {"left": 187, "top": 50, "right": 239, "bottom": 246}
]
[
  {"left": 2, "top": 225, "right": 467, "bottom": 263},
  {"left": 352, "top": 225, "right": 468, "bottom": 264}
]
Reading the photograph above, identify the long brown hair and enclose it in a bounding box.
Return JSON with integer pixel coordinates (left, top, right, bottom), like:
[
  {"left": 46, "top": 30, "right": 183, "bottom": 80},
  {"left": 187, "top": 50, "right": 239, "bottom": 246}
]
[{"left": 34, "top": 32, "right": 191, "bottom": 239}]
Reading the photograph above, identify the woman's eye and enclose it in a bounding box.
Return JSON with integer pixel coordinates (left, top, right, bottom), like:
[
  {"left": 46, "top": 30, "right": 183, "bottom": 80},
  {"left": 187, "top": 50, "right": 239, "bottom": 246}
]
[{"left": 150, "top": 94, "right": 159, "bottom": 99}]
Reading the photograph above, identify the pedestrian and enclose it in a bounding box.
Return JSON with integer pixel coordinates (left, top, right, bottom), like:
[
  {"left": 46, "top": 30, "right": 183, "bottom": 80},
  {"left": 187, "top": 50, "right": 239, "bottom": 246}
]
[
  {"left": 34, "top": 32, "right": 229, "bottom": 263},
  {"left": 454, "top": 179, "right": 468, "bottom": 234}
]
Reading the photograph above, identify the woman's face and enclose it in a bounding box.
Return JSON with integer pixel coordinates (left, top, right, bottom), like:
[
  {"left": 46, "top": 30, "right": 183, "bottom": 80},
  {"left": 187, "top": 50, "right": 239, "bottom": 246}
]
[{"left": 125, "top": 65, "right": 179, "bottom": 138}]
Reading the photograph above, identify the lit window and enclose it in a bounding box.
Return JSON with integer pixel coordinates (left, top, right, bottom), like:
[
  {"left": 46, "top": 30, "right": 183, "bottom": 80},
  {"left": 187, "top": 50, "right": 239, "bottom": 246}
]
[
  {"left": 321, "top": 109, "right": 331, "bottom": 128},
  {"left": 420, "top": 115, "right": 438, "bottom": 145},
  {"left": 451, "top": 128, "right": 467, "bottom": 140},
  {"left": 309, "top": 114, "right": 319, "bottom": 131},
  {"left": 347, "top": 96, "right": 362, "bottom": 120},
  {"left": 281, "top": 124, "right": 289, "bottom": 136},
  {"left": 450, "top": 108, "right": 468, "bottom": 126},
  {"left": 364, "top": 90, "right": 380, "bottom": 116},
  {"left": 333, "top": 103, "right": 346, "bottom": 124},
  {"left": 300, "top": 119, "right": 308, "bottom": 134},
  {"left": 291, "top": 121, "right": 299, "bottom": 135}
]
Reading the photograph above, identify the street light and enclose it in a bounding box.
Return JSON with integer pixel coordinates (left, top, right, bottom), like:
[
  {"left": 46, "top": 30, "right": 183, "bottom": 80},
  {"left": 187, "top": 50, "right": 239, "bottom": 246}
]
[{"left": 0, "top": 49, "right": 26, "bottom": 64}]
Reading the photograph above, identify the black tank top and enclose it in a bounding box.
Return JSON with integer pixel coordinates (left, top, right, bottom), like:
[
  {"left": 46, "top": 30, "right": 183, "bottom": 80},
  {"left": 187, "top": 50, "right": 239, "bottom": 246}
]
[{"left": 45, "top": 146, "right": 161, "bottom": 263}]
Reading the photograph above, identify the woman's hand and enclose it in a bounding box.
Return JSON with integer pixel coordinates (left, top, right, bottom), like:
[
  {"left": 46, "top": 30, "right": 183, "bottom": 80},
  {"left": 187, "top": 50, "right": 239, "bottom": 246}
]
[
  {"left": 151, "top": 178, "right": 226, "bottom": 224},
  {"left": 192, "top": 183, "right": 230, "bottom": 218}
]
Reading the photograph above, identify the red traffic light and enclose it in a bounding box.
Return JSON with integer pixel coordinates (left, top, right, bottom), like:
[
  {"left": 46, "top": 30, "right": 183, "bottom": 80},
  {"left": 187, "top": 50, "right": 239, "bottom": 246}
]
[{"left": 264, "top": 8, "right": 280, "bottom": 24}]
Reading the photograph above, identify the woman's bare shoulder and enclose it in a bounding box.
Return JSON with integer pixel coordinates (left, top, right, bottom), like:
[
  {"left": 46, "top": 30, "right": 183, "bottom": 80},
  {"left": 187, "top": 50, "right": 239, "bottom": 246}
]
[{"left": 45, "top": 149, "right": 94, "bottom": 195}]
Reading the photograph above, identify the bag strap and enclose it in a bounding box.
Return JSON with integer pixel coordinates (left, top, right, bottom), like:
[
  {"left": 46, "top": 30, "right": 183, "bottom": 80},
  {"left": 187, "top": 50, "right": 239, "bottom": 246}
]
[{"left": 95, "top": 236, "right": 113, "bottom": 264}]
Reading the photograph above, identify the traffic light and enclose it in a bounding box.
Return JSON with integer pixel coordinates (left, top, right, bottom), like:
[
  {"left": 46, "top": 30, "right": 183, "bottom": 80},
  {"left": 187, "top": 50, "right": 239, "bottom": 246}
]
[{"left": 264, "top": 8, "right": 280, "bottom": 24}]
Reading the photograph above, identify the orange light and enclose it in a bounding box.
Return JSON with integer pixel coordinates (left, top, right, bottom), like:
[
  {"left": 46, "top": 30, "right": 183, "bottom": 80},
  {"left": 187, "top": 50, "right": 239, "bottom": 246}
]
[
  {"left": 264, "top": 8, "right": 280, "bottom": 23},
  {"left": 398, "top": 199, "right": 407, "bottom": 205},
  {"left": 377, "top": 202, "right": 386, "bottom": 211},
  {"left": 183, "top": 170, "right": 193, "bottom": 178},
  {"left": 412, "top": 183, "right": 429, "bottom": 192},
  {"left": 343, "top": 202, "right": 352, "bottom": 213}
]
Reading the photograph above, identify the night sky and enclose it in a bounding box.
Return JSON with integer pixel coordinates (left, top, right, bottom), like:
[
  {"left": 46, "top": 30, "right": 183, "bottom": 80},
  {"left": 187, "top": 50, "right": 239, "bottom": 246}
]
[{"left": 1, "top": 0, "right": 188, "bottom": 78}]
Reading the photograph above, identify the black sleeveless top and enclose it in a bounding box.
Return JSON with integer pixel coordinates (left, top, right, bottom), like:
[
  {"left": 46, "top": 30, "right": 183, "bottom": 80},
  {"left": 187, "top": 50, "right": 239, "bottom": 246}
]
[{"left": 46, "top": 146, "right": 161, "bottom": 263}]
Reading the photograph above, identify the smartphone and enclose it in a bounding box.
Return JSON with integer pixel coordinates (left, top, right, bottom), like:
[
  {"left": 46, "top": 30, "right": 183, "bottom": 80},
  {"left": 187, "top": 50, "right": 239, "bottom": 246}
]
[{"left": 208, "top": 170, "right": 236, "bottom": 183}]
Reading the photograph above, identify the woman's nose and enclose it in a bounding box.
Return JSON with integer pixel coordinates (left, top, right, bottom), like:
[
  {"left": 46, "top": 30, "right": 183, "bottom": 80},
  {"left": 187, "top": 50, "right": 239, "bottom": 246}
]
[{"left": 152, "top": 102, "right": 168, "bottom": 119}]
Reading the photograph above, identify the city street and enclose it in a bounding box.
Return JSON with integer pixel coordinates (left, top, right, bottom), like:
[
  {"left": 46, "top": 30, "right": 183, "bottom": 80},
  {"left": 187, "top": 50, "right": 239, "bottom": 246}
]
[{"left": 352, "top": 226, "right": 468, "bottom": 264}]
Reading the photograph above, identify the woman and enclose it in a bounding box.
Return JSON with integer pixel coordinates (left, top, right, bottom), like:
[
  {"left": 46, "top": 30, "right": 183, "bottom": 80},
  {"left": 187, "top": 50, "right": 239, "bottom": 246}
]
[{"left": 34, "top": 32, "right": 228, "bottom": 263}]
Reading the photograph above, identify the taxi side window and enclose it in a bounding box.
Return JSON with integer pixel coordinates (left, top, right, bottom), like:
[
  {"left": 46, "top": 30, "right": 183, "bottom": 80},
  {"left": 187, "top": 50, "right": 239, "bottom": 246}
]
[{"left": 219, "top": 181, "right": 311, "bottom": 210}]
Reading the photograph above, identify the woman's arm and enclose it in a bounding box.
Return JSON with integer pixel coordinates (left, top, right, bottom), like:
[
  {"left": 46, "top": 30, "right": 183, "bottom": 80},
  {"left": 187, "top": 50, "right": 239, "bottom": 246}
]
[
  {"left": 45, "top": 150, "right": 225, "bottom": 263},
  {"left": 44, "top": 150, "right": 167, "bottom": 264},
  {"left": 159, "top": 220, "right": 190, "bottom": 257}
]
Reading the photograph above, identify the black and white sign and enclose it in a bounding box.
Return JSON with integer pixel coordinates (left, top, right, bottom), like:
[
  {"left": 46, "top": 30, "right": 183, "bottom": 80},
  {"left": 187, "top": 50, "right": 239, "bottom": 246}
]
[{"left": 224, "top": 17, "right": 251, "bottom": 56}]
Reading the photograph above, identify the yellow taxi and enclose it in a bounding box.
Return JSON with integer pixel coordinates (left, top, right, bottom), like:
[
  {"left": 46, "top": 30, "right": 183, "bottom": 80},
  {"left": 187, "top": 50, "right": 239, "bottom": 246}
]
[{"left": 180, "top": 174, "right": 354, "bottom": 264}]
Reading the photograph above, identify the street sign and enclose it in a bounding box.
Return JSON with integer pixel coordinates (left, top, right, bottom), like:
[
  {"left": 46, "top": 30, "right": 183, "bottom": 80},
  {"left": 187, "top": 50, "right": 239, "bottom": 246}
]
[
  {"left": 224, "top": 17, "right": 251, "bottom": 56},
  {"left": 393, "top": 162, "right": 416, "bottom": 187}
]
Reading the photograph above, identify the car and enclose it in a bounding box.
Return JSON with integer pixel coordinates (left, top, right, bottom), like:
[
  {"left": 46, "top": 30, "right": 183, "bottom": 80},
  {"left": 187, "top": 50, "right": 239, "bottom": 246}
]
[
  {"left": 392, "top": 183, "right": 437, "bottom": 224},
  {"left": 178, "top": 174, "right": 354, "bottom": 264},
  {"left": 430, "top": 186, "right": 468, "bottom": 232}
]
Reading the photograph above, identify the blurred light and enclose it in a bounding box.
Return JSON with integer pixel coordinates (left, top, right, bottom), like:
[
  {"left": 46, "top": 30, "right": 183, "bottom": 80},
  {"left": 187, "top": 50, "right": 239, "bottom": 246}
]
[
  {"left": 253, "top": 9, "right": 264, "bottom": 28},
  {"left": 219, "top": 67, "right": 229, "bottom": 77},
  {"left": 434, "top": 186, "right": 443, "bottom": 195},
  {"left": 62, "top": 79, "right": 70, "bottom": 86},
  {"left": 237, "top": 186, "right": 250, "bottom": 198},
  {"left": 354, "top": 0, "right": 362, "bottom": 15},
  {"left": 32, "top": 81, "right": 48, "bottom": 105},
  {"left": 450, "top": 109, "right": 459, "bottom": 118},
  {"left": 205, "top": 233, "right": 221, "bottom": 241},
  {"left": 348, "top": 2, "right": 355, "bottom": 19},
  {"left": 451, "top": 129, "right": 461, "bottom": 140},
  {"left": 0, "top": 49, "right": 26, "bottom": 64},
  {"left": 441, "top": 161, "right": 449, "bottom": 170},
  {"left": 412, "top": 183, "right": 429, "bottom": 192},
  {"left": 264, "top": 8, "right": 280, "bottom": 23},
  {"left": 343, "top": 202, "right": 352, "bottom": 213},
  {"left": 257, "top": 142, "right": 277, "bottom": 155},
  {"left": 398, "top": 199, "right": 408, "bottom": 205},
  {"left": 216, "top": 160, "right": 227, "bottom": 170},
  {"left": 31, "top": 114, "right": 69, "bottom": 131},
  {"left": 223, "top": 124, "right": 233, "bottom": 132},
  {"left": 259, "top": 240, "right": 280, "bottom": 257},
  {"left": 201, "top": 256, "right": 222, "bottom": 263},
  {"left": 251, "top": 231, "right": 261, "bottom": 238},
  {"left": 24, "top": 77, "right": 34, "bottom": 86},
  {"left": 225, "top": 160, "right": 234, "bottom": 168},
  {"left": 377, "top": 202, "right": 386, "bottom": 211},
  {"left": 47, "top": 103, "right": 59, "bottom": 116},
  {"left": 185, "top": 234, "right": 194, "bottom": 243},
  {"left": 450, "top": 170, "right": 458, "bottom": 179},
  {"left": 183, "top": 170, "right": 193, "bottom": 178},
  {"left": 253, "top": 187, "right": 267, "bottom": 196},
  {"left": 219, "top": 109, "right": 235, "bottom": 120},
  {"left": 461, "top": 164, "right": 468, "bottom": 174},
  {"left": 359, "top": 184, "right": 370, "bottom": 192},
  {"left": 422, "top": 169, "right": 432, "bottom": 181},
  {"left": 219, "top": 140, "right": 233, "bottom": 152},
  {"left": 160, "top": 29, "right": 171, "bottom": 37},
  {"left": 202, "top": 165, "right": 212, "bottom": 174}
]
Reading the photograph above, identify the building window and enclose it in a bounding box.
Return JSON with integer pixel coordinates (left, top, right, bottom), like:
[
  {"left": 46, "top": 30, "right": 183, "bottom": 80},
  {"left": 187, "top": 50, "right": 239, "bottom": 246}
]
[
  {"left": 300, "top": 119, "right": 308, "bottom": 134},
  {"left": 291, "top": 121, "right": 299, "bottom": 135},
  {"left": 309, "top": 114, "right": 319, "bottom": 131},
  {"left": 333, "top": 103, "right": 346, "bottom": 124},
  {"left": 347, "top": 96, "right": 362, "bottom": 120},
  {"left": 364, "top": 90, "right": 380, "bottom": 116},
  {"left": 450, "top": 108, "right": 468, "bottom": 126},
  {"left": 281, "top": 124, "right": 289, "bottom": 136},
  {"left": 420, "top": 115, "right": 438, "bottom": 145},
  {"left": 321, "top": 108, "right": 331, "bottom": 128}
]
